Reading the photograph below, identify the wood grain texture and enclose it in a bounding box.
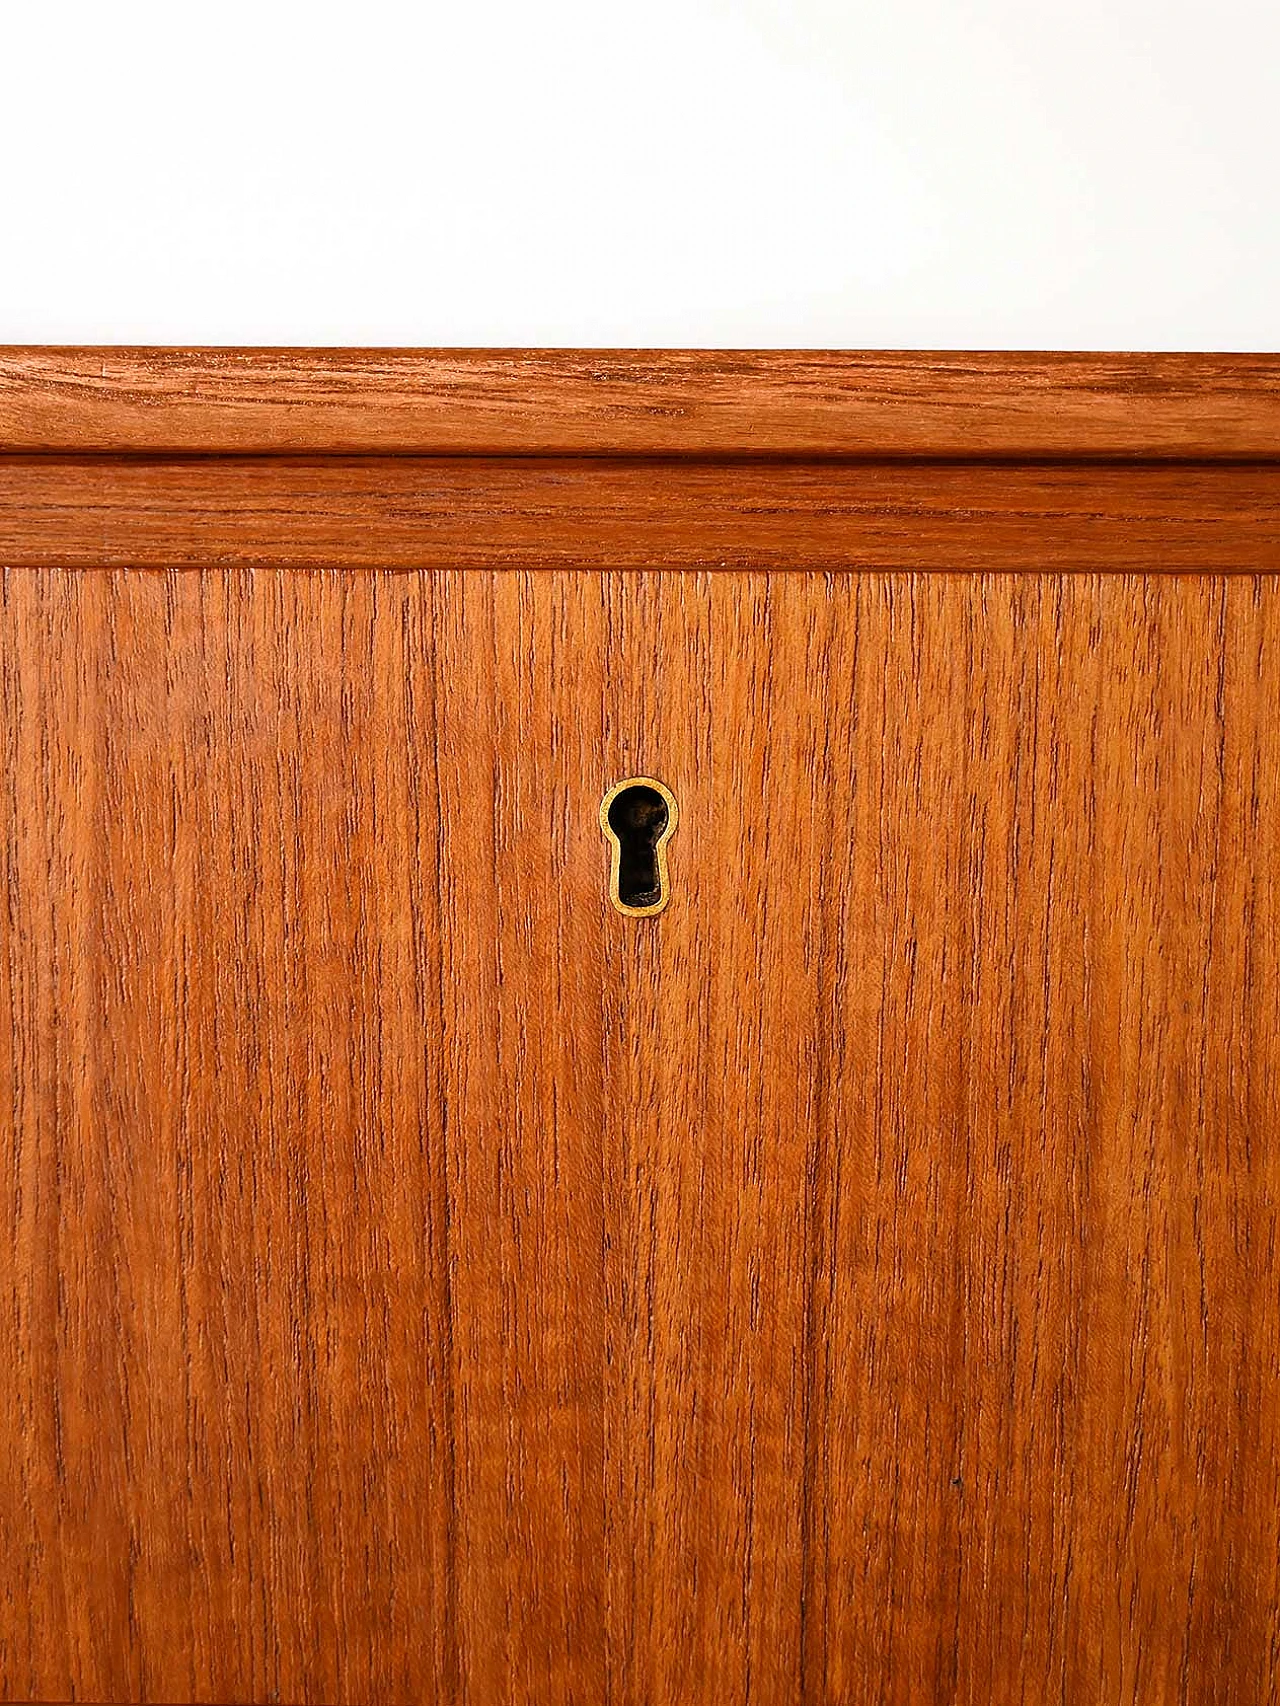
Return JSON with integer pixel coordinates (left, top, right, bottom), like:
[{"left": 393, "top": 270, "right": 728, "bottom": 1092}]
[
  {"left": 3, "top": 456, "right": 1280, "bottom": 572},
  {"left": 3, "top": 349, "right": 1280, "bottom": 459},
  {"left": 3, "top": 567, "right": 1278, "bottom": 1705}
]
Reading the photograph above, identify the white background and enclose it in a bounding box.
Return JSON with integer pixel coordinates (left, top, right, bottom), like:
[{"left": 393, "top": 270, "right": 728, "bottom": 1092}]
[{"left": 1, "top": 0, "right": 1277, "bottom": 348}]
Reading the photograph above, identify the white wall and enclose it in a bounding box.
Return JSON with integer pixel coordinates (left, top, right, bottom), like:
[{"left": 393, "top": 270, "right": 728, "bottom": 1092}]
[{"left": 2, "top": 0, "right": 1276, "bottom": 348}]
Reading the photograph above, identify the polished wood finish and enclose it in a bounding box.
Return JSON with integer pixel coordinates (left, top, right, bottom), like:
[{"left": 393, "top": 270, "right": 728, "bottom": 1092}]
[
  {"left": 3, "top": 348, "right": 1280, "bottom": 459},
  {"left": 3, "top": 351, "right": 1279, "bottom": 1706},
  {"left": 3, "top": 567, "right": 1278, "bottom": 1706},
  {"left": 2, "top": 456, "right": 1280, "bottom": 571}
]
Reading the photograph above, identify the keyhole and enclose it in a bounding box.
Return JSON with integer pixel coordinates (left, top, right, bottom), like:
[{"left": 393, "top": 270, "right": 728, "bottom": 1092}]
[{"left": 599, "top": 778, "right": 678, "bottom": 916}]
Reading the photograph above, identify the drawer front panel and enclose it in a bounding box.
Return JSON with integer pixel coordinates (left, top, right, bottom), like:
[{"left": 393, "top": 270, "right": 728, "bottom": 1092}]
[{"left": 2, "top": 567, "right": 1278, "bottom": 1704}]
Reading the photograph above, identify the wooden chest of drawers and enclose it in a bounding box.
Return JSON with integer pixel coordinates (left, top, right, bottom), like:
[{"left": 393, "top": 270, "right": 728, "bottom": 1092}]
[{"left": 2, "top": 350, "right": 1278, "bottom": 1705}]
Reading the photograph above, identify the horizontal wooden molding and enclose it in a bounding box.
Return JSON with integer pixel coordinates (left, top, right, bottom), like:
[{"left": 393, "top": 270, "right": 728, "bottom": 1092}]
[
  {"left": 5, "top": 352, "right": 1276, "bottom": 572},
  {"left": 2, "top": 349, "right": 1280, "bottom": 460},
  {"left": 2, "top": 457, "right": 1278, "bottom": 572}
]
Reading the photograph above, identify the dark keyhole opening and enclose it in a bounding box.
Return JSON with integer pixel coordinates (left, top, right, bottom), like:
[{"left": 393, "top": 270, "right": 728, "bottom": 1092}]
[{"left": 607, "top": 784, "right": 669, "bottom": 909}]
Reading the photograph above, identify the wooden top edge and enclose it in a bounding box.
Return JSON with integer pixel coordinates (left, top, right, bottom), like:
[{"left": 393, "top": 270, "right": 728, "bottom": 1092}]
[{"left": 1, "top": 348, "right": 1278, "bottom": 459}]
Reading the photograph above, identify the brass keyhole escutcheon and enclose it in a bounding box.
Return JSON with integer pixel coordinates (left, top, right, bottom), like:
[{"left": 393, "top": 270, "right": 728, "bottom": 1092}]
[{"left": 599, "top": 777, "right": 678, "bottom": 917}]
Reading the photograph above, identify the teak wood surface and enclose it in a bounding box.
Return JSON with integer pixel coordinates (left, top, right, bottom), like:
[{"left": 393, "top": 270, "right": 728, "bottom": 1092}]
[
  {"left": 2, "top": 352, "right": 1280, "bottom": 1706},
  {"left": 4, "top": 348, "right": 1280, "bottom": 457}
]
